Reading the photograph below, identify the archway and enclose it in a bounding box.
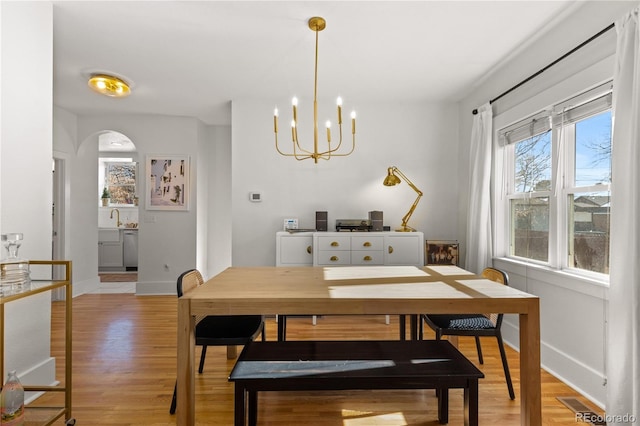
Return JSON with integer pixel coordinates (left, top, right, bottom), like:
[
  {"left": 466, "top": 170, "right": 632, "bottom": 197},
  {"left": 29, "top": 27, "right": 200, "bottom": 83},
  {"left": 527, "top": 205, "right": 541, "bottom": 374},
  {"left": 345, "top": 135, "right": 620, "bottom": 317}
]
[{"left": 96, "top": 131, "right": 139, "bottom": 288}]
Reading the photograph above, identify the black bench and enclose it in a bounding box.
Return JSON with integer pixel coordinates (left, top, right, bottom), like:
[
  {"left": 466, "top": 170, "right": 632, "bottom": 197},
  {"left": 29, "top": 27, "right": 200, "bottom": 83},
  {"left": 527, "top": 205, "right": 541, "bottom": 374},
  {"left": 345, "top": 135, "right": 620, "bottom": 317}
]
[{"left": 228, "top": 339, "right": 484, "bottom": 426}]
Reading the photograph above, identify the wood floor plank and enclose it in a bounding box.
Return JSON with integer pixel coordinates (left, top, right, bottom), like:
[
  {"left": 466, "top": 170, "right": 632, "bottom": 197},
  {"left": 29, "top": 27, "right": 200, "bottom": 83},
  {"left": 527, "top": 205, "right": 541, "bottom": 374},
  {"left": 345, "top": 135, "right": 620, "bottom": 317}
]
[{"left": 43, "top": 294, "right": 603, "bottom": 425}]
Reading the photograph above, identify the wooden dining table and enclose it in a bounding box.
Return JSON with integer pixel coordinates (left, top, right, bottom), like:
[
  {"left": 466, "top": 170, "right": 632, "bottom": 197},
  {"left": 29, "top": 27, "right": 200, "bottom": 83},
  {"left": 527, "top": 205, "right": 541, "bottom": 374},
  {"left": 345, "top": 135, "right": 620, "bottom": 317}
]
[{"left": 176, "top": 265, "right": 541, "bottom": 425}]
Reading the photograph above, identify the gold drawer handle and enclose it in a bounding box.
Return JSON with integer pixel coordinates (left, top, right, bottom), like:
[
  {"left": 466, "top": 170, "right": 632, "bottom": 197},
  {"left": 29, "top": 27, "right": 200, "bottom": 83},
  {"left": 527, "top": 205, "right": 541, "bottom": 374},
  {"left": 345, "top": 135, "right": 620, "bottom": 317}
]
[
  {"left": 363, "top": 242, "right": 372, "bottom": 247},
  {"left": 363, "top": 256, "right": 372, "bottom": 261},
  {"left": 388, "top": 246, "right": 394, "bottom": 254},
  {"left": 330, "top": 241, "right": 340, "bottom": 247},
  {"left": 306, "top": 246, "right": 312, "bottom": 254},
  {"left": 330, "top": 256, "right": 339, "bottom": 261}
]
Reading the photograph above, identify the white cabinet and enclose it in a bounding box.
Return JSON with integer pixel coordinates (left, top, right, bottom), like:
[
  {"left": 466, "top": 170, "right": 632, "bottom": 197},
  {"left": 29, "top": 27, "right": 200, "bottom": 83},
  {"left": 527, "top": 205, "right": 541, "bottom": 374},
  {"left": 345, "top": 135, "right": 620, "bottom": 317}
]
[
  {"left": 277, "top": 231, "right": 424, "bottom": 326},
  {"left": 277, "top": 231, "right": 424, "bottom": 268},
  {"left": 315, "top": 234, "right": 386, "bottom": 266},
  {"left": 98, "top": 228, "right": 123, "bottom": 269},
  {"left": 312, "top": 232, "right": 423, "bottom": 267},
  {"left": 384, "top": 233, "right": 424, "bottom": 266},
  {"left": 315, "top": 234, "right": 353, "bottom": 265},
  {"left": 276, "top": 232, "right": 314, "bottom": 266}
]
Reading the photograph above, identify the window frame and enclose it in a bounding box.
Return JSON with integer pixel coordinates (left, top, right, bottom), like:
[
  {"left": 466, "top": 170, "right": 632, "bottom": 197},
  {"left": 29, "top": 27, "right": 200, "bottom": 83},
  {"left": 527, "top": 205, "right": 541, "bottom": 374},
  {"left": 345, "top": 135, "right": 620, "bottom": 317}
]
[
  {"left": 497, "top": 81, "right": 612, "bottom": 281},
  {"left": 98, "top": 157, "right": 138, "bottom": 207}
]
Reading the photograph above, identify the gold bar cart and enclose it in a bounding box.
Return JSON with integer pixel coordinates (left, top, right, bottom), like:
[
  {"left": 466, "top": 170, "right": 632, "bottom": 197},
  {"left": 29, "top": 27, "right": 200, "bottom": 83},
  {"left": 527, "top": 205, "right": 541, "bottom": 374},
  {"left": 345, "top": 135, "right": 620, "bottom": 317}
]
[{"left": 0, "top": 260, "right": 74, "bottom": 425}]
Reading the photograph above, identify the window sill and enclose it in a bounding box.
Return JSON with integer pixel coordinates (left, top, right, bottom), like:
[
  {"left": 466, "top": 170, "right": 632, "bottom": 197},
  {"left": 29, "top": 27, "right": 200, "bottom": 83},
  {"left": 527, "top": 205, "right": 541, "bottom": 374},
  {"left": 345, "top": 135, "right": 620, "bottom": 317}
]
[{"left": 493, "top": 257, "right": 609, "bottom": 299}]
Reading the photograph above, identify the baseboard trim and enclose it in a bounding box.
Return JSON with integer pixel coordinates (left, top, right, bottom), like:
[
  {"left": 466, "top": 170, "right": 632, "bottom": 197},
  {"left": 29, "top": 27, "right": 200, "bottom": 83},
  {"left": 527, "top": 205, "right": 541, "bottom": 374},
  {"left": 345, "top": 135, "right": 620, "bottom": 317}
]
[
  {"left": 502, "top": 320, "right": 605, "bottom": 409},
  {"left": 21, "top": 357, "right": 57, "bottom": 404},
  {"left": 135, "top": 280, "right": 175, "bottom": 296},
  {"left": 71, "top": 276, "right": 99, "bottom": 297}
]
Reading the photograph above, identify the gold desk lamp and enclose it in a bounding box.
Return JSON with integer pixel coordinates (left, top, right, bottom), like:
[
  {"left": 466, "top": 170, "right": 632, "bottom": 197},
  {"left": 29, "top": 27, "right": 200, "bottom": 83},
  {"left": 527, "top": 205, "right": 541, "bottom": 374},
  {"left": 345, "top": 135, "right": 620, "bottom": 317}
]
[{"left": 383, "top": 166, "right": 423, "bottom": 232}]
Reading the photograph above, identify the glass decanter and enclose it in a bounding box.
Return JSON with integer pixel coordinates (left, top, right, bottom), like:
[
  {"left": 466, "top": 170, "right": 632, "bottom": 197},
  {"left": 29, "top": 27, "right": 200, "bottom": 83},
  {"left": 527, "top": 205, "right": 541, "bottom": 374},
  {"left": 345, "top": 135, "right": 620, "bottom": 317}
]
[{"left": 0, "top": 233, "right": 31, "bottom": 291}]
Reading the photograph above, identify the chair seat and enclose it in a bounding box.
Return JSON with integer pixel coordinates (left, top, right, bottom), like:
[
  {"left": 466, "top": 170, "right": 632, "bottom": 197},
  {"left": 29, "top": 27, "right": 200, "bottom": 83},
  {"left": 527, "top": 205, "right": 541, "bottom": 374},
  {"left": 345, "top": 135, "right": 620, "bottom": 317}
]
[
  {"left": 421, "top": 267, "right": 515, "bottom": 400},
  {"left": 197, "top": 316, "right": 264, "bottom": 340},
  {"left": 170, "top": 269, "right": 266, "bottom": 415},
  {"left": 426, "top": 314, "right": 495, "bottom": 330}
]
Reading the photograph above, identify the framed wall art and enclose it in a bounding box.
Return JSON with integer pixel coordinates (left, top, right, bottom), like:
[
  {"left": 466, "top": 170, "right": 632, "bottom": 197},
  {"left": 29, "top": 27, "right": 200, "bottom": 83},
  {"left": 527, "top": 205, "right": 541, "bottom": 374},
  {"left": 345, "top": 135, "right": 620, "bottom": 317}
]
[
  {"left": 146, "top": 155, "right": 190, "bottom": 211},
  {"left": 426, "top": 240, "right": 459, "bottom": 266}
]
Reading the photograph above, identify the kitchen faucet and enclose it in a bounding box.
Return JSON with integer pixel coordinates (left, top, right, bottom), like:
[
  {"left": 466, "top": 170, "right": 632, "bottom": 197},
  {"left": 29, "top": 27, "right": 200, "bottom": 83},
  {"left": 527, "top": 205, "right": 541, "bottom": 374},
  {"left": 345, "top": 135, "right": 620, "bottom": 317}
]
[{"left": 110, "top": 208, "right": 122, "bottom": 228}]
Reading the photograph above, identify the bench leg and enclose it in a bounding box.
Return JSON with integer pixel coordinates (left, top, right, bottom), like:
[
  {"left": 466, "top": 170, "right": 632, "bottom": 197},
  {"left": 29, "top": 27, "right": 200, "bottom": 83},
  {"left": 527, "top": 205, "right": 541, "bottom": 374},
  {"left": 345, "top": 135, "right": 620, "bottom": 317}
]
[
  {"left": 399, "top": 315, "right": 406, "bottom": 340},
  {"left": 464, "top": 379, "right": 479, "bottom": 426},
  {"left": 277, "top": 316, "right": 287, "bottom": 341},
  {"left": 234, "top": 385, "right": 246, "bottom": 426},
  {"left": 248, "top": 390, "right": 258, "bottom": 426},
  {"left": 437, "top": 388, "right": 449, "bottom": 424}
]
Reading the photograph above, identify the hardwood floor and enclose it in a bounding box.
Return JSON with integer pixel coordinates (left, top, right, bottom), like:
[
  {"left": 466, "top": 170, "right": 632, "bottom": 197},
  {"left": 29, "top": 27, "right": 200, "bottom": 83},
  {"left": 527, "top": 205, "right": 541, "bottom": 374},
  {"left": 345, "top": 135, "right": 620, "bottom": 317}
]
[{"left": 43, "top": 294, "right": 602, "bottom": 425}]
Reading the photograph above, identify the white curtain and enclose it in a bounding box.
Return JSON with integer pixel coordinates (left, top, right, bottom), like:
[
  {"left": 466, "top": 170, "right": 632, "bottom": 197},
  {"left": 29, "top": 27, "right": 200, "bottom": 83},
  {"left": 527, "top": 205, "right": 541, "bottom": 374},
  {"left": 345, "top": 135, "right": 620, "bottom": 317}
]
[
  {"left": 607, "top": 7, "right": 640, "bottom": 425},
  {"left": 464, "top": 102, "right": 493, "bottom": 274}
]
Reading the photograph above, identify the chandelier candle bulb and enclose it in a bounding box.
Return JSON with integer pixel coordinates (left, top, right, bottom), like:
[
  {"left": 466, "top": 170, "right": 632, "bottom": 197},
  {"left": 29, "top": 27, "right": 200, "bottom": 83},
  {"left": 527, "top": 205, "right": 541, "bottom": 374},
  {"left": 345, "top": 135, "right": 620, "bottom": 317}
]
[
  {"left": 337, "top": 97, "right": 343, "bottom": 124},
  {"left": 326, "top": 121, "right": 331, "bottom": 142},
  {"left": 292, "top": 97, "right": 298, "bottom": 123},
  {"left": 291, "top": 120, "right": 296, "bottom": 141},
  {"left": 351, "top": 111, "right": 356, "bottom": 134},
  {"left": 274, "top": 108, "right": 278, "bottom": 133}
]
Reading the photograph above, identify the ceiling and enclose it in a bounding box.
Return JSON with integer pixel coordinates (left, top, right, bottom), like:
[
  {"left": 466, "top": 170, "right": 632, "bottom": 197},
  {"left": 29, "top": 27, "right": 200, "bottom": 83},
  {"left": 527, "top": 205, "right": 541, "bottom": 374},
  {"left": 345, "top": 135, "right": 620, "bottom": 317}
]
[{"left": 53, "top": 1, "right": 578, "bottom": 126}]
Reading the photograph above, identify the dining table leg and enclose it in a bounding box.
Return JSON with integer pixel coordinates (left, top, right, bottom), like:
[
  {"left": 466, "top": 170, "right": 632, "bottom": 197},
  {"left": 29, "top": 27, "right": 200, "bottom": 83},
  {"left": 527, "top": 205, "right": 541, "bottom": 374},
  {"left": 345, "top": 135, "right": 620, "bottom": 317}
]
[
  {"left": 519, "top": 300, "right": 541, "bottom": 425},
  {"left": 177, "top": 297, "right": 196, "bottom": 425}
]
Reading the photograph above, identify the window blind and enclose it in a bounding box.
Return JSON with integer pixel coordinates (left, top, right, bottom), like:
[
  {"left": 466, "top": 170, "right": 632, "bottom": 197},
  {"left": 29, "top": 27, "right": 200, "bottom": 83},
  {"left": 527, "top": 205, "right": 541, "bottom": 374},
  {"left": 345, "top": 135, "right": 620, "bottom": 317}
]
[
  {"left": 553, "top": 81, "right": 613, "bottom": 125},
  {"left": 499, "top": 110, "right": 552, "bottom": 146}
]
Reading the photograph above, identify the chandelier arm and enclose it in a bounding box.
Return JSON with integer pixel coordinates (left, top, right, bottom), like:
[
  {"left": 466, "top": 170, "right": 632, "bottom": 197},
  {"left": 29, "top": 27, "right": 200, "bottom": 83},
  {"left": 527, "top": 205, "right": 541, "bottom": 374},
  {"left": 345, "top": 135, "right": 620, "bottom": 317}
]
[
  {"left": 323, "top": 134, "right": 356, "bottom": 157},
  {"left": 275, "top": 132, "right": 296, "bottom": 157},
  {"left": 317, "top": 123, "right": 350, "bottom": 156},
  {"left": 330, "top": 123, "right": 344, "bottom": 153},
  {"left": 293, "top": 127, "right": 314, "bottom": 156},
  {"left": 275, "top": 131, "right": 314, "bottom": 161}
]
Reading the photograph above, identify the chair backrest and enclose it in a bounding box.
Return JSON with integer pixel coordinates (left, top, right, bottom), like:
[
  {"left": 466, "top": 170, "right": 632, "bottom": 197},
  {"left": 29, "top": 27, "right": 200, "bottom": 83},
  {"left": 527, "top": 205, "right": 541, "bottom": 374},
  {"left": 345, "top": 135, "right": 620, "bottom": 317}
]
[
  {"left": 481, "top": 267, "right": 509, "bottom": 326},
  {"left": 177, "top": 269, "right": 207, "bottom": 324},
  {"left": 177, "top": 269, "right": 204, "bottom": 298},
  {"left": 481, "top": 267, "right": 508, "bottom": 286}
]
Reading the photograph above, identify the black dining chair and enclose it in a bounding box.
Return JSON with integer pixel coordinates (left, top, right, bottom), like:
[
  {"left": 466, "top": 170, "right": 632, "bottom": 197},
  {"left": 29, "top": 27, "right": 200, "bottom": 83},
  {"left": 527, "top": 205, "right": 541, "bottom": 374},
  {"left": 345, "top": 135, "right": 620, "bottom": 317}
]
[
  {"left": 170, "top": 269, "right": 265, "bottom": 414},
  {"left": 421, "top": 267, "right": 516, "bottom": 400}
]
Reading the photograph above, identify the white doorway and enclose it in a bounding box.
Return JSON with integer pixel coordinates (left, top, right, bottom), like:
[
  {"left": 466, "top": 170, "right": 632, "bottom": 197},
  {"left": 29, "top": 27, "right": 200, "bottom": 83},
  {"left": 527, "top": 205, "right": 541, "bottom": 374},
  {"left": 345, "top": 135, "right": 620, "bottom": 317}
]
[
  {"left": 51, "top": 156, "right": 67, "bottom": 299},
  {"left": 52, "top": 158, "right": 65, "bottom": 263}
]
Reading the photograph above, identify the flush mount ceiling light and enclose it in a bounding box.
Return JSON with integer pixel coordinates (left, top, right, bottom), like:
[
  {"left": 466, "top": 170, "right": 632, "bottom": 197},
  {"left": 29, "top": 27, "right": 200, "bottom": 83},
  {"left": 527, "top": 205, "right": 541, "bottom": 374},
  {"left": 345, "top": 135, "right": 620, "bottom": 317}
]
[
  {"left": 88, "top": 74, "right": 131, "bottom": 97},
  {"left": 273, "top": 17, "right": 356, "bottom": 163}
]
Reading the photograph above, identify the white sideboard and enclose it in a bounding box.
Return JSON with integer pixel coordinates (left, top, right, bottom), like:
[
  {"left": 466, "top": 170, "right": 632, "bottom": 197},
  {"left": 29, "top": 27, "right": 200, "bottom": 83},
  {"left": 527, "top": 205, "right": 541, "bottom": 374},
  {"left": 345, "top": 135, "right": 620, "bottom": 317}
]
[
  {"left": 276, "top": 231, "right": 424, "bottom": 267},
  {"left": 276, "top": 231, "right": 424, "bottom": 326},
  {"left": 275, "top": 231, "right": 314, "bottom": 266}
]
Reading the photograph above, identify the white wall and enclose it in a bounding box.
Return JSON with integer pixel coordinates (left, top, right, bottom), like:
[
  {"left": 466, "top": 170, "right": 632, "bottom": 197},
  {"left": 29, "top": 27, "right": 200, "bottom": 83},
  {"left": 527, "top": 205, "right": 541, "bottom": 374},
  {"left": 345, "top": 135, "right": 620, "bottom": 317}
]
[
  {"left": 231, "top": 99, "right": 459, "bottom": 266},
  {"left": 204, "top": 125, "right": 232, "bottom": 279},
  {"left": 53, "top": 107, "right": 77, "bottom": 285},
  {"left": 59, "top": 115, "right": 201, "bottom": 294},
  {"left": 457, "top": 0, "right": 636, "bottom": 408},
  {"left": 0, "top": 1, "right": 56, "bottom": 389}
]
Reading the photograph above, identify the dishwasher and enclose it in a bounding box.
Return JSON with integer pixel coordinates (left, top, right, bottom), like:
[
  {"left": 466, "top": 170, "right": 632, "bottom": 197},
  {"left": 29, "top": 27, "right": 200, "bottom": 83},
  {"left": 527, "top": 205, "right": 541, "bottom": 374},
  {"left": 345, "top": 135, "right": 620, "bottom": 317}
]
[{"left": 123, "top": 229, "right": 138, "bottom": 270}]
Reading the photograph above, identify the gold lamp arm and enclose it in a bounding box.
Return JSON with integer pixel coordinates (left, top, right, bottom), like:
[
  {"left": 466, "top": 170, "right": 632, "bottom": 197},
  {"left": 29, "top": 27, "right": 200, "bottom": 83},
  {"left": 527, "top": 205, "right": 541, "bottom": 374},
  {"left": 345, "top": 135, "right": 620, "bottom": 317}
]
[{"left": 389, "top": 166, "right": 423, "bottom": 232}]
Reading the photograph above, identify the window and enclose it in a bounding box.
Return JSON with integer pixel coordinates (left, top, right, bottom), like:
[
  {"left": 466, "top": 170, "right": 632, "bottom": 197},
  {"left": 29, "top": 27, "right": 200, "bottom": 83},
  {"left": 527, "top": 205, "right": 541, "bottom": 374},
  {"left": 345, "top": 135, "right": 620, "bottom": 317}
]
[
  {"left": 106, "top": 162, "right": 137, "bottom": 205},
  {"left": 559, "top": 91, "right": 612, "bottom": 274},
  {"left": 503, "top": 111, "right": 552, "bottom": 263},
  {"left": 99, "top": 158, "right": 137, "bottom": 206},
  {"left": 501, "top": 82, "right": 612, "bottom": 275}
]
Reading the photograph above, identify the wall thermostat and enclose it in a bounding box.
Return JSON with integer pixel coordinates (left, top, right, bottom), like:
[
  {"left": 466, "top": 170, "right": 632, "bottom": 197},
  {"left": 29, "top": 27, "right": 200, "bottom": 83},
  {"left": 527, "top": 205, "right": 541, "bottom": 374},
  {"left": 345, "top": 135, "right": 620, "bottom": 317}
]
[{"left": 249, "top": 191, "right": 262, "bottom": 202}]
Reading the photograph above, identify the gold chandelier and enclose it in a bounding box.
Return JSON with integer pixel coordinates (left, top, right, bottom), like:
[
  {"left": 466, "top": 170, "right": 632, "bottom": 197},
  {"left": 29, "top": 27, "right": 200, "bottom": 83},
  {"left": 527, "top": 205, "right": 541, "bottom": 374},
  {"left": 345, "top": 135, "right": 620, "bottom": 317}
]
[{"left": 273, "top": 17, "right": 356, "bottom": 163}]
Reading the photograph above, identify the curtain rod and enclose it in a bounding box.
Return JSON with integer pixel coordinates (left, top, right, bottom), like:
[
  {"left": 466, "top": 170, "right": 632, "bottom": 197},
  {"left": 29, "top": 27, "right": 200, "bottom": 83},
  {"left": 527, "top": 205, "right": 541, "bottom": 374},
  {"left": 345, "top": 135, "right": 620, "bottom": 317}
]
[{"left": 472, "top": 22, "right": 615, "bottom": 115}]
